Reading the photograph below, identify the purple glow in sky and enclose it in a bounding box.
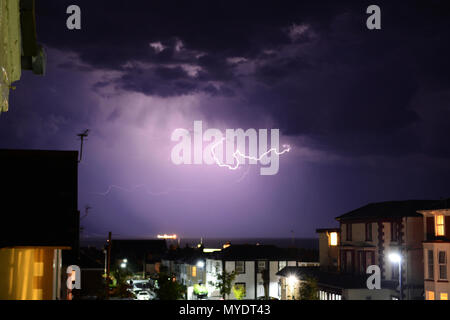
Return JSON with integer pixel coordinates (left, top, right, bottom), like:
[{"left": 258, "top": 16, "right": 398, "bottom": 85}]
[{"left": 1, "top": 0, "right": 449, "bottom": 239}]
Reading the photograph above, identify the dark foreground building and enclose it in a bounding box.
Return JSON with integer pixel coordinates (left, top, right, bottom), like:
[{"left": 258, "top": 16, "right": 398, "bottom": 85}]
[{"left": 0, "top": 149, "right": 79, "bottom": 300}]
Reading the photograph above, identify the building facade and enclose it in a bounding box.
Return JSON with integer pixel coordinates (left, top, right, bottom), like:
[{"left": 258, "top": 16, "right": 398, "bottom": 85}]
[
  {"left": 0, "top": 150, "right": 80, "bottom": 300},
  {"left": 205, "top": 244, "right": 318, "bottom": 300},
  {"left": 419, "top": 204, "right": 450, "bottom": 300}
]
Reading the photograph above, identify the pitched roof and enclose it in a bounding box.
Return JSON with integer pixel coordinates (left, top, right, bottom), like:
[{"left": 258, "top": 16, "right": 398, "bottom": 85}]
[
  {"left": 335, "top": 200, "right": 439, "bottom": 222},
  {"left": 214, "top": 244, "right": 318, "bottom": 262},
  {"left": 421, "top": 198, "right": 450, "bottom": 211},
  {"left": 111, "top": 239, "right": 167, "bottom": 261}
]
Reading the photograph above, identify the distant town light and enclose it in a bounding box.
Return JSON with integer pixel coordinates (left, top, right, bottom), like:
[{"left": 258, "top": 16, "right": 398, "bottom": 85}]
[
  {"left": 157, "top": 234, "right": 177, "bottom": 239},
  {"left": 222, "top": 242, "right": 231, "bottom": 249},
  {"left": 203, "top": 248, "right": 221, "bottom": 253},
  {"left": 388, "top": 252, "right": 401, "bottom": 263}
]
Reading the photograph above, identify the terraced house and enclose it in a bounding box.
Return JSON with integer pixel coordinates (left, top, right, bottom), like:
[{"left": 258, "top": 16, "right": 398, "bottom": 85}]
[
  {"left": 316, "top": 200, "right": 448, "bottom": 300},
  {"left": 418, "top": 201, "right": 450, "bottom": 300}
]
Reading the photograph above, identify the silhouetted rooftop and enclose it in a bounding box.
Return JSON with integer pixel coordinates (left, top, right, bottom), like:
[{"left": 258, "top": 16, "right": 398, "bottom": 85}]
[
  {"left": 0, "top": 149, "right": 79, "bottom": 249},
  {"left": 336, "top": 200, "right": 439, "bottom": 222},
  {"left": 215, "top": 244, "right": 318, "bottom": 262}
]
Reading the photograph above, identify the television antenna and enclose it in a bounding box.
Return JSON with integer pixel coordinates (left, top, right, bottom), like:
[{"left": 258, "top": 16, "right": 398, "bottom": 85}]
[{"left": 77, "top": 129, "right": 89, "bottom": 163}]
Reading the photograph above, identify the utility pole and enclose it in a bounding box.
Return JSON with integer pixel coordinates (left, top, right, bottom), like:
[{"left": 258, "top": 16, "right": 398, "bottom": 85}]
[
  {"left": 106, "top": 231, "right": 112, "bottom": 300},
  {"left": 77, "top": 129, "right": 89, "bottom": 163}
]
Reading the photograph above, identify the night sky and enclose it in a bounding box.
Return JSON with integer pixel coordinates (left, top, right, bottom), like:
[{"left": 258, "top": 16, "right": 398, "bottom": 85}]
[{"left": 1, "top": 0, "right": 449, "bottom": 239}]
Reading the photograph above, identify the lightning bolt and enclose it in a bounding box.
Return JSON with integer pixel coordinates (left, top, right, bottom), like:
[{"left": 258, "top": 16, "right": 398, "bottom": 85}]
[{"left": 211, "top": 138, "right": 291, "bottom": 170}]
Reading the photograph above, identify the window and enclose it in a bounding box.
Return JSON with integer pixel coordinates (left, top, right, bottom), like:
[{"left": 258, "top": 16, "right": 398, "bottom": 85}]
[
  {"left": 234, "top": 282, "right": 246, "bottom": 296},
  {"left": 235, "top": 261, "right": 245, "bottom": 274},
  {"left": 391, "top": 222, "right": 399, "bottom": 241},
  {"left": 426, "top": 291, "right": 435, "bottom": 300},
  {"left": 365, "top": 223, "right": 373, "bottom": 241},
  {"left": 392, "top": 261, "right": 399, "bottom": 280},
  {"left": 438, "top": 251, "right": 447, "bottom": 280},
  {"left": 278, "top": 261, "right": 287, "bottom": 271},
  {"left": 428, "top": 250, "right": 434, "bottom": 280},
  {"left": 436, "top": 215, "right": 445, "bottom": 236},
  {"left": 346, "top": 224, "right": 352, "bottom": 241},
  {"left": 319, "top": 291, "right": 325, "bottom": 300},
  {"left": 358, "top": 251, "right": 365, "bottom": 274},
  {"left": 192, "top": 266, "right": 197, "bottom": 277},
  {"left": 329, "top": 232, "right": 338, "bottom": 246},
  {"left": 441, "top": 293, "right": 448, "bottom": 300},
  {"left": 257, "top": 261, "right": 267, "bottom": 272},
  {"left": 345, "top": 251, "right": 353, "bottom": 273}
]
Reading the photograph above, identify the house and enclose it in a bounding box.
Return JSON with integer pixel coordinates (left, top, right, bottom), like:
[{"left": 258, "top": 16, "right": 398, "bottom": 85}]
[
  {"left": 316, "top": 228, "right": 340, "bottom": 272},
  {"left": 0, "top": 149, "right": 80, "bottom": 300},
  {"left": 205, "top": 244, "right": 318, "bottom": 300},
  {"left": 161, "top": 246, "right": 207, "bottom": 300},
  {"left": 418, "top": 199, "right": 450, "bottom": 300},
  {"left": 315, "top": 200, "right": 441, "bottom": 300},
  {"left": 110, "top": 239, "right": 168, "bottom": 278},
  {"left": 335, "top": 200, "right": 440, "bottom": 300}
]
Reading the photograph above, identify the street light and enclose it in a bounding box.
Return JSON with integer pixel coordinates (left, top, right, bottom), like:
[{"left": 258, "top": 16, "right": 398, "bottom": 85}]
[
  {"left": 388, "top": 252, "right": 402, "bottom": 300},
  {"left": 120, "top": 262, "right": 127, "bottom": 268},
  {"left": 196, "top": 260, "right": 205, "bottom": 268},
  {"left": 287, "top": 275, "right": 298, "bottom": 300},
  {"left": 287, "top": 275, "right": 298, "bottom": 287}
]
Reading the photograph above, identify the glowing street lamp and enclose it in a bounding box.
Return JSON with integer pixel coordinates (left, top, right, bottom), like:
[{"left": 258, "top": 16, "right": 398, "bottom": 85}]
[
  {"left": 120, "top": 262, "right": 127, "bottom": 268},
  {"left": 388, "top": 252, "right": 402, "bottom": 300},
  {"left": 287, "top": 275, "right": 298, "bottom": 287},
  {"left": 196, "top": 260, "right": 205, "bottom": 268}
]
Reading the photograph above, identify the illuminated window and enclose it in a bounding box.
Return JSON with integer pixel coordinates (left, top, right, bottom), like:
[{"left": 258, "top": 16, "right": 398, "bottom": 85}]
[
  {"left": 435, "top": 215, "right": 445, "bottom": 236},
  {"left": 441, "top": 293, "right": 448, "bottom": 300},
  {"left": 329, "top": 232, "right": 338, "bottom": 246},
  {"left": 192, "top": 266, "right": 197, "bottom": 277},
  {"left": 426, "top": 291, "right": 435, "bottom": 300}
]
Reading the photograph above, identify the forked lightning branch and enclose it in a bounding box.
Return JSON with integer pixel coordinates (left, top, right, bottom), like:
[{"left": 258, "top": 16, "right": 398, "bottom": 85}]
[{"left": 171, "top": 121, "right": 291, "bottom": 175}]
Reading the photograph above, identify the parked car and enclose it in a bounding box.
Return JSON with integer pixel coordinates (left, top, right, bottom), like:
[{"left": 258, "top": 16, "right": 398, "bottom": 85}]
[{"left": 135, "top": 290, "right": 153, "bottom": 300}]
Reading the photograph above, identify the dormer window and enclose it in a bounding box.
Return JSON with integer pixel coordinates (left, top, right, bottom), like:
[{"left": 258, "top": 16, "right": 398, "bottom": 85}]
[{"left": 435, "top": 215, "right": 445, "bottom": 236}]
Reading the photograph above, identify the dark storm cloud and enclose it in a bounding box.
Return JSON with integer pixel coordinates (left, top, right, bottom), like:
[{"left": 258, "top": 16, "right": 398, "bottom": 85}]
[{"left": 34, "top": 0, "right": 450, "bottom": 159}]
